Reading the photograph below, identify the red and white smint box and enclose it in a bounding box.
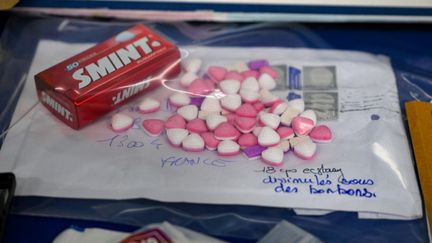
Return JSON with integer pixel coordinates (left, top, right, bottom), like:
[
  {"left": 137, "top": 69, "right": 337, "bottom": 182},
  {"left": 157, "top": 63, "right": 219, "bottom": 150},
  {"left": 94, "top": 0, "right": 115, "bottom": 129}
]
[{"left": 35, "top": 24, "right": 181, "bottom": 129}]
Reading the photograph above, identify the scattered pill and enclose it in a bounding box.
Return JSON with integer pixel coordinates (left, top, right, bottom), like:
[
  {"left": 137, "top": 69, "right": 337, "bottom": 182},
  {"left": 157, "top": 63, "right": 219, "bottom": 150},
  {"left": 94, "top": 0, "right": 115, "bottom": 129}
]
[
  {"left": 258, "top": 126, "right": 281, "bottom": 147},
  {"left": 169, "top": 92, "right": 190, "bottom": 107},
  {"left": 239, "top": 89, "right": 260, "bottom": 103},
  {"left": 241, "top": 70, "right": 259, "bottom": 79},
  {"left": 259, "top": 113, "right": 281, "bottom": 129},
  {"left": 234, "top": 116, "right": 257, "bottom": 133},
  {"left": 276, "top": 140, "right": 291, "bottom": 152},
  {"left": 201, "top": 132, "right": 220, "bottom": 151},
  {"left": 183, "top": 58, "right": 202, "bottom": 73},
  {"left": 221, "top": 94, "right": 242, "bottom": 111},
  {"left": 225, "top": 71, "right": 244, "bottom": 81},
  {"left": 277, "top": 127, "right": 295, "bottom": 140},
  {"left": 187, "top": 79, "right": 215, "bottom": 96},
  {"left": 111, "top": 113, "right": 133, "bottom": 132},
  {"left": 208, "top": 66, "right": 227, "bottom": 82},
  {"left": 217, "top": 140, "right": 241, "bottom": 156},
  {"left": 186, "top": 118, "right": 208, "bottom": 133},
  {"left": 253, "top": 126, "right": 263, "bottom": 136},
  {"left": 166, "top": 128, "right": 189, "bottom": 147},
  {"left": 241, "top": 77, "right": 260, "bottom": 92},
  {"left": 236, "top": 103, "right": 258, "bottom": 118},
  {"left": 293, "top": 139, "right": 317, "bottom": 160},
  {"left": 270, "top": 101, "right": 288, "bottom": 115},
  {"left": 237, "top": 133, "right": 258, "bottom": 149},
  {"left": 214, "top": 122, "right": 241, "bottom": 140},
  {"left": 259, "top": 66, "right": 278, "bottom": 79},
  {"left": 177, "top": 105, "right": 198, "bottom": 121},
  {"left": 206, "top": 113, "right": 228, "bottom": 131},
  {"left": 261, "top": 147, "right": 284, "bottom": 166},
  {"left": 287, "top": 98, "right": 305, "bottom": 113},
  {"left": 310, "top": 125, "right": 333, "bottom": 143},
  {"left": 280, "top": 107, "right": 300, "bottom": 126},
  {"left": 292, "top": 116, "right": 315, "bottom": 136},
  {"left": 165, "top": 114, "right": 187, "bottom": 129},
  {"left": 180, "top": 72, "right": 198, "bottom": 87},
  {"left": 138, "top": 97, "right": 161, "bottom": 114},
  {"left": 219, "top": 79, "right": 241, "bottom": 94},
  {"left": 300, "top": 109, "right": 317, "bottom": 126},
  {"left": 142, "top": 119, "right": 165, "bottom": 137},
  {"left": 200, "top": 96, "right": 222, "bottom": 113},
  {"left": 258, "top": 73, "right": 276, "bottom": 90},
  {"left": 182, "top": 133, "right": 205, "bottom": 152}
]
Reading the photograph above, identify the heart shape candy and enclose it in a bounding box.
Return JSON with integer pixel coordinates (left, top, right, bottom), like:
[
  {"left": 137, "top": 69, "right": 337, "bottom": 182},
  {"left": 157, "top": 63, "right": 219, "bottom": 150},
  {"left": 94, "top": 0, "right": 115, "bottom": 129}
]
[
  {"left": 180, "top": 72, "right": 198, "bottom": 87},
  {"left": 259, "top": 113, "right": 280, "bottom": 129},
  {"left": 310, "top": 125, "right": 333, "bottom": 143},
  {"left": 300, "top": 109, "right": 317, "bottom": 126},
  {"left": 219, "top": 79, "right": 241, "bottom": 94},
  {"left": 177, "top": 105, "right": 198, "bottom": 121},
  {"left": 165, "top": 114, "right": 186, "bottom": 129},
  {"left": 206, "top": 113, "right": 228, "bottom": 131},
  {"left": 217, "top": 140, "right": 240, "bottom": 156},
  {"left": 183, "top": 58, "right": 202, "bottom": 73},
  {"left": 239, "top": 89, "right": 260, "bottom": 103},
  {"left": 111, "top": 113, "right": 133, "bottom": 132},
  {"left": 292, "top": 116, "right": 315, "bottom": 136},
  {"left": 258, "top": 126, "right": 280, "bottom": 147},
  {"left": 253, "top": 102, "right": 265, "bottom": 112},
  {"left": 186, "top": 118, "right": 208, "bottom": 133},
  {"left": 220, "top": 94, "right": 242, "bottom": 111},
  {"left": 188, "top": 79, "right": 215, "bottom": 96},
  {"left": 224, "top": 71, "right": 244, "bottom": 81},
  {"left": 261, "top": 147, "right": 284, "bottom": 166},
  {"left": 241, "top": 77, "right": 259, "bottom": 92},
  {"left": 253, "top": 126, "right": 263, "bottom": 136},
  {"left": 287, "top": 98, "right": 305, "bottom": 113},
  {"left": 214, "top": 122, "right": 240, "bottom": 140},
  {"left": 166, "top": 128, "right": 189, "bottom": 147},
  {"left": 182, "top": 133, "right": 205, "bottom": 152},
  {"left": 277, "top": 127, "right": 295, "bottom": 140},
  {"left": 236, "top": 103, "right": 258, "bottom": 118},
  {"left": 234, "top": 116, "right": 256, "bottom": 133},
  {"left": 237, "top": 133, "right": 258, "bottom": 149},
  {"left": 258, "top": 73, "right": 276, "bottom": 90},
  {"left": 201, "top": 96, "right": 221, "bottom": 113},
  {"left": 208, "top": 66, "right": 227, "bottom": 82},
  {"left": 226, "top": 113, "right": 236, "bottom": 125},
  {"left": 280, "top": 107, "right": 300, "bottom": 126},
  {"left": 142, "top": 119, "right": 165, "bottom": 137},
  {"left": 270, "top": 101, "right": 288, "bottom": 115},
  {"left": 169, "top": 92, "right": 190, "bottom": 107},
  {"left": 138, "top": 97, "right": 161, "bottom": 114},
  {"left": 200, "top": 132, "right": 220, "bottom": 150},
  {"left": 293, "top": 139, "right": 317, "bottom": 160},
  {"left": 259, "top": 66, "right": 278, "bottom": 79},
  {"left": 276, "top": 140, "right": 291, "bottom": 152},
  {"left": 241, "top": 70, "right": 259, "bottom": 79}
]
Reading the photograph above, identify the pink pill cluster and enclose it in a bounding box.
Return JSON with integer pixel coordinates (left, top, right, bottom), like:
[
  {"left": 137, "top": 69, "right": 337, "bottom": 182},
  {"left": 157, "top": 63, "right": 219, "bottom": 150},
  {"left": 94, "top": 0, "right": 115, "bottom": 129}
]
[{"left": 111, "top": 58, "right": 333, "bottom": 166}]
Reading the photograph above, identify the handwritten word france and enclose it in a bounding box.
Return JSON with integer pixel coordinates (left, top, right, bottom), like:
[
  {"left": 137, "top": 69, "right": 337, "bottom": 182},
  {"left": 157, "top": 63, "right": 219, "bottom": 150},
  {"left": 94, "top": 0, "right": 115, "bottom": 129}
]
[
  {"left": 256, "top": 164, "right": 377, "bottom": 198},
  {"left": 160, "top": 156, "right": 236, "bottom": 168}
]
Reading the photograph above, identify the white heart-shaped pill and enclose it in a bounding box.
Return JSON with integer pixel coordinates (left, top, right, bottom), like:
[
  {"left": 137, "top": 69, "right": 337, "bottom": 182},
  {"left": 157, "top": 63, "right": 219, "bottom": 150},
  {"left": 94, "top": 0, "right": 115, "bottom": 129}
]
[
  {"left": 293, "top": 139, "right": 317, "bottom": 160},
  {"left": 206, "top": 113, "right": 228, "bottom": 131},
  {"left": 217, "top": 140, "right": 240, "bottom": 156},
  {"left": 239, "top": 89, "right": 260, "bottom": 103},
  {"left": 258, "top": 126, "right": 280, "bottom": 147},
  {"left": 259, "top": 113, "right": 281, "bottom": 129},
  {"left": 182, "top": 133, "right": 205, "bottom": 152},
  {"left": 258, "top": 73, "right": 276, "bottom": 90},
  {"left": 289, "top": 136, "right": 312, "bottom": 147},
  {"left": 183, "top": 58, "right": 202, "bottom": 73},
  {"left": 253, "top": 126, "right": 263, "bottom": 136},
  {"left": 180, "top": 72, "right": 198, "bottom": 87},
  {"left": 288, "top": 99, "right": 305, "bottom": 113},
  {"left": 260, "top": 91, "right": 279, "bottom": 106},
  {"left": 300, "top": 109, "right": 317, "bottom": 125},
  {"left": 219, "top": 79, "right": 241, "bottom": 94},
  {"left": 201, "top": 96, "right": 221, "bottom": 113},
  {"left": 220, "top": 94, "right": 242, "bottom": 111},
  {"left": 139, "top": 97, "right": 160, "bottom": 113},
  {"left": 198, "top": 110, "right": 216, "bottom": 119},
  {"left": 271, "top": 102, "right": 288, "bottom": 115},
  {"left": 276, "top": 140, "right": 291, "bottom": 152},
  {"left": 241, "top": 77, "right": 259, "bottom": 92},
  {"left": 280, "top": 107, "right": 301, "bottom": 126},
  {"left": 261, "top": 147, "right": 284, "bottom": 166},
  {"left": 169, "top": 92, "right": 191, "bottom": 107},
  {"left": 111, "top": 113, "right": 133, "bottom": 132},
  {"left": 166, "top": 128, "right": 189, "bottom": 147},
  {"left": 177, "top": 105, "right": 198, "bottom": 121}
]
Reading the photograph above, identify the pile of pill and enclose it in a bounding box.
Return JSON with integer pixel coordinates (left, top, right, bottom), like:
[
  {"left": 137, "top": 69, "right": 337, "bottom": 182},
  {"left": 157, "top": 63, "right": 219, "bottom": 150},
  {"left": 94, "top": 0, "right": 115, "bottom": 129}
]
[{"left": 111, "top": 58, "right": 333, "bottom": 166}]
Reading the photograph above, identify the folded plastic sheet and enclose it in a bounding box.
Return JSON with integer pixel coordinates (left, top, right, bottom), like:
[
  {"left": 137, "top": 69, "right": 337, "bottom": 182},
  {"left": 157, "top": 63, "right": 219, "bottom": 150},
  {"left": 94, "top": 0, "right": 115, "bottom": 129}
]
[{"left": 0, "top": 14, "right": 431, "bottom": 242}]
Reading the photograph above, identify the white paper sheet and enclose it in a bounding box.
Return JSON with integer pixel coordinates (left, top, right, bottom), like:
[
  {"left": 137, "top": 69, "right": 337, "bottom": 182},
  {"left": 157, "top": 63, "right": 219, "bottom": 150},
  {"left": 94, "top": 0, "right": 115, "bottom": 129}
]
[{"left": 0, "top": 40, "right": 422, "bottom": 219}]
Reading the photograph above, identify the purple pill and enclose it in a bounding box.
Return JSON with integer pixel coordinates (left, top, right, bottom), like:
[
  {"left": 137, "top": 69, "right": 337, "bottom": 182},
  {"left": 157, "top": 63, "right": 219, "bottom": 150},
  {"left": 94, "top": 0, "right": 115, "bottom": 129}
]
[
  {"left": 247, "top": 59, "right": 269, "bottom": 70},
  {"left": 190, "top": 97, "right": 205, "bottom": 106},
  {"left": 242, "top": 144, "right": 267, "bottom": 160}
]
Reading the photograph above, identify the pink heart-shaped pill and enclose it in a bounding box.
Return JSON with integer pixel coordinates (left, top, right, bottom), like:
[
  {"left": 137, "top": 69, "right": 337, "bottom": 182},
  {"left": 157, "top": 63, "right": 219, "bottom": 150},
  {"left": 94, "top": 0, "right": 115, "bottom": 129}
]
[
  {"left": 292, "top": 117, "right": 315, "bottom": 136},
  {"left": 177, "top": 105, "right": 198, "bottom": 121},
  {"left": 188, "top": 79, "right": 215, "bottom": 96},
  {"left": 261, "top": 147, "right": 284, "bottom": 166},
  {"left": 180, "top": 72, "right": 198, "bottom": 87},
  {"left": 259, "top": 66, "right": 278, "bottom": 79},
  {"left": 241, "top": 70, "right": 259, "bottom": 79},
  {"left": 221, "top": 94, "right": 242, "bottom": 112},
  {"left": 241, "top": 77, "right": 260, "bottom": 92},
  {"left": 165, "top": 114, "right": 187, "bottom": 129},
  {"left": 237, "top": 133, "right": 258, "bottom": 149},
  {"left": 235, "top": 116, "right": 256, "bottom": 133},
  {"left": 236, "top": 103, "right": 258, "bottom": 118},
  {"left": 224, "top": 71, "right": 244, "bottom": 81},
  {"left": 206, "top": 113, "right": 228, "bottom": 131},
  {"left": 138, "top": 97, "right": 161, "bottom": 114},
  {"left": 293, "top": 139, "right": 317, "bottom": 160},
  {"left": 186, "top": 118, "right": 208, "bottom": 134},
  {"left": 182, "top": 133, "right": 205, "bottom": 152},
  {"left": 201, "top": 96, "right": 221, "bottom": 113},
  {"left": 217, "top": 140, "right": 240, "bottom": 156},
  {"left": 169, "top": 93, "right": 191, "bottom": 107},
  {"left": 277, "top": 127, "right": 295, "bottom": 140},
  {"left": 258, "top": 73, "right": 276, "bottom": 90},
  {"left": 142, "top": 119, "right": 165, "bottom": 137},
  {"left": 258, "top": 126, "right": 281, "bottom": 147},
  {"left": 219, "top": 79, "right": 241, "bottom": 94},
  {"left": 300, "top": 109, "right": 317, "bottom": 126},
  {"left": 183, "top": 58, "right": 202, "bottom": 73},
  {"left": 239, "top": 89, "right": 260, "bottom": 103},
  {"left": 310, "top": 125, "right": 333, "bottom": 143},
  {"left": 166, "top": 128, "right": 189, "bottom": 147},
  {"left": 208, "top": 66, "right": 227, "bottom": 82},
  {"left": 111, "top": 113, "right": 133, "bottom": 132},
  {"left": 270, "top": 101, "right": 288, "bottom": 115},
  {"left": 259, "top": 113, "right": 280, "bottom": 129},
  {"left": 200, "top": 132, "right": 220, "bottom": 150},
  {"left": 226, "top": 113, "right": 236, "bottom": 125},
  {"left": 253, "top": 102, "right": 265, "bottom": 112},
  {"left": 214, "top": 122, "right": 240, "bottom": 140}
]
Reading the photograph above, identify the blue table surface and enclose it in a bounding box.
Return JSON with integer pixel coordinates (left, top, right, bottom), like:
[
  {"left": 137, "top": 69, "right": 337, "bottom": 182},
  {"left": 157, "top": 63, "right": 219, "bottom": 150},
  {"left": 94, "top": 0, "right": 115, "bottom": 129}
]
[{"left": 1, "top": 12, "right": 432, "bottom": 243}]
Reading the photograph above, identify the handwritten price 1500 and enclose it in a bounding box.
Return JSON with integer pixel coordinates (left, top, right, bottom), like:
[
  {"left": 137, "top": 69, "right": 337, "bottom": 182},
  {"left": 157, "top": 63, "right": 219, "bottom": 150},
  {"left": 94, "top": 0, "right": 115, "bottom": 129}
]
[{"left": 96, "top": 135, "right": 163, "bottom": 150}]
